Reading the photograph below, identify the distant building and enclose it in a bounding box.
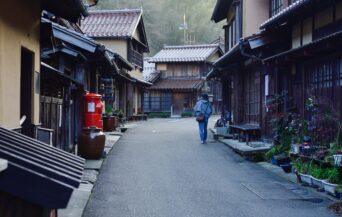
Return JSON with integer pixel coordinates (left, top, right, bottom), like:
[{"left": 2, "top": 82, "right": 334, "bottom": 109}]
[
  {"left": 143, "top": 57, "right": 156, "bottom": 78},
  {"left": 82, "top": 9, "right": 151, "bottom": 117},
  {"left": 147, "top": 44, "right": 222, "bottom": 116}
]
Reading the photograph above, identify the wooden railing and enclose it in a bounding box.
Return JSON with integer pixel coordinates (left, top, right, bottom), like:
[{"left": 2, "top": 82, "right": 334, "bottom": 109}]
[{"left": 128, "top": 49, "right": 143, "bottom": 68}]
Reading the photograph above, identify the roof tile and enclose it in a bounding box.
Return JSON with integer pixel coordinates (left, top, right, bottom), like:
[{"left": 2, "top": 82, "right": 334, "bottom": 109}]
[
  {"left": 81, "top": 9, "right": 142, "bottom": 38},
  {"left": 149, "top": 44, "right": 219, "bottom": 63}
]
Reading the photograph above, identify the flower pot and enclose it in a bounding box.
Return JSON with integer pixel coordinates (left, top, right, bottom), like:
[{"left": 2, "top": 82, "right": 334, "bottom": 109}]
[
  {"left": 335, "top": 191, "right": 342, "bottom": 199},
  {"left": 280, "top": 163, "right": 292, "bottom": 173},
  {"left": 272, "top": 154, "right": 290, "bottom": 166},
  {"left": 103, "top": 116, "right": 116, "bottom": 132},
  {"left": 322, "top": 180, "right": 338, "bottom": 195},
  {"left": 78, "top": 127, "right": 106, "bottom": 159},
  {"left": 299, "top": 173, "right": 313, "bottom": 186},
  {"left": 311, "top": 177, "right": 325, "bottom": 189},
  {"left": 333, "top": 154, "right": 342, "bottom": 167}
]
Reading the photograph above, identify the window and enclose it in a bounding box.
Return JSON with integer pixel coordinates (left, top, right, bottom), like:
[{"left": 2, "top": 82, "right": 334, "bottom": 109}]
[
  {"left": 307, "top": 60, "right": 333, "bottom": 89},
  {"left": 143, "top": 91, "right": 172, "bottom": 112},
  {"left": 271, "top": 0, "right": 284, "bottom": 16},
  {"left": 224, "top": 2, "right": 242, "bottom": 51},
  {"left": 244, "top": 71, "right": 260, "bottom": 124}
]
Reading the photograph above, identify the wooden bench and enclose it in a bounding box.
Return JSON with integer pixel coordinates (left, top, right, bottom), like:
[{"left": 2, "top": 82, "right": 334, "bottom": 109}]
[{"left": 230, "top": 124, "right": 261, "bottom": 145}]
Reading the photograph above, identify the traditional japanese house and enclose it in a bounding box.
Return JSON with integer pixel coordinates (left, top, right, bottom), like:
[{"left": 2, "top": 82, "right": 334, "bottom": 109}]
[
  {"left": 0, "top": 0, "right": 87, "bottom": 216},
  {"left": 147, "top": 44, "right": 222, "bottom": 116},
  {"left": 208, "top": 0, "right": 272, "bottom": 132},
  {"left": 81, "top": 9, "right": 151, "bottom": 119},
  {"left": 260, "top": 0, "right": 342, "bottom": 132}
]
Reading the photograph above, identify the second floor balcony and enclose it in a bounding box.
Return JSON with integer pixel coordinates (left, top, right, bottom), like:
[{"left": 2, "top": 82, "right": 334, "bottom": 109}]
[
  {"left": 128, "top": 49, "right": 143, "bottom": 69},
  {"left": 271, "top": 0, "right": 301, "bottom": 17}
]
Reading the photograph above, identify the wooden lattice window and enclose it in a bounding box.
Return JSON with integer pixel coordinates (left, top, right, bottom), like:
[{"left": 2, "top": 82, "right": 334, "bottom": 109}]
[{"left": 244, "top": 71, "right": 261, "bottom": 124}]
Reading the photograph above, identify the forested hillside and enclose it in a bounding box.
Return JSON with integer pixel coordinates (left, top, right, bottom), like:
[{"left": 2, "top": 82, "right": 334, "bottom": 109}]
[{"left": 94, "top": 0, "right": 223, "bottom": 55}]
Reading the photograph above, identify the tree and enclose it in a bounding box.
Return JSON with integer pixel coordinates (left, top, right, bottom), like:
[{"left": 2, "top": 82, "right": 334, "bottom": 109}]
[{"left": 93, "top": 0, "right": 222, "bottom": 55}]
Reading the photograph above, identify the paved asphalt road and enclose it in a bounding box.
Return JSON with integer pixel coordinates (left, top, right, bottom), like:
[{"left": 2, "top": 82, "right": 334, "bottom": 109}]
[{"left": 83, "top": 118, "right": 335, "bottom": 217}]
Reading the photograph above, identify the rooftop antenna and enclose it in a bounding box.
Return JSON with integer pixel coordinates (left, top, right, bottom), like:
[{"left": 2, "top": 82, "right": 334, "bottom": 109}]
[{"left": 179, "top": 13, "right": 188, "bottom": 45}]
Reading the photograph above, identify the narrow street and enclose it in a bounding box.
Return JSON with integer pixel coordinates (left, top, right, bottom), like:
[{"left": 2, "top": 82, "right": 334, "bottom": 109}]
[{"left": 83, "top": 118, "right": 335, "bottom": 217}]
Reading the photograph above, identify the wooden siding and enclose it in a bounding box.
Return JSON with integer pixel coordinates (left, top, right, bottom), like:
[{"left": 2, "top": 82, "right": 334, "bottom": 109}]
[{"left": 161, "top": 63, "right": 201, "bottom": 78}]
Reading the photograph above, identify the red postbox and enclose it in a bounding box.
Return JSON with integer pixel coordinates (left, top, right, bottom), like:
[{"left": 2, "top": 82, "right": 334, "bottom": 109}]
[{"left": 83, "top": 93, "right": 103, "bottom": 129}]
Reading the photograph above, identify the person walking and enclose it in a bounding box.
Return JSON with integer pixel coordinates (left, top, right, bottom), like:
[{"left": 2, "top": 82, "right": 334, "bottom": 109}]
[{"left": 194, "top": 93, "right": 213, "bottom": 144}]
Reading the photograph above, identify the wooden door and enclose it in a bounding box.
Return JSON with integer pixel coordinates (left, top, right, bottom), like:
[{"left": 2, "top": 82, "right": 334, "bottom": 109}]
[
  {"left": 20, "top": 48, "right": 34, "bottom": 137},
  {"left": 172, "top": 93, "right": 184, "bottom": 115}
]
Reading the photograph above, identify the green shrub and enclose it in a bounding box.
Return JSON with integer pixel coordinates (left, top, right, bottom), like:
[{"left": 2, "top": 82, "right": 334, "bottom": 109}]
[
  {"left": 265, "top": 146, "right": 282, "bottom": 160},
  {"left": 148, "top": 112, "right": 171, "bottom": 118},
  {"left": 310, "top": 165, "right": 329, "bottom": 179},
  {"left": 326, "top": 167, "right": 341, "bottom": 184},
  {"left": 293, "top": 161, "right": 311, "bottom": 174},
  {"left": 181, "top": 112, "right": 193, "bottom": 117}
]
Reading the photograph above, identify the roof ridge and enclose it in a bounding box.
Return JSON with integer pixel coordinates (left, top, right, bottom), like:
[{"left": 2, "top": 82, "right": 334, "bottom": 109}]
[
  {"left": 163, "top": 44, "right": 219, "bottom": 49},
  {"left": 88, "top": 8, "right": 142, "bottom": 14}
]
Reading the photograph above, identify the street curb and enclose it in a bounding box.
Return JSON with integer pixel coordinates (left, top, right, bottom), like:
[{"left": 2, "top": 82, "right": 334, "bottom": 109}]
[
  {"left": 257, "top": 162, "right": 339, "bottom": 202},
  {"left": 212, "top": 131, "right": 339, "bottom": 203},
  {"left": 58, "top": 130, "right": 124, "bottom": 217}
]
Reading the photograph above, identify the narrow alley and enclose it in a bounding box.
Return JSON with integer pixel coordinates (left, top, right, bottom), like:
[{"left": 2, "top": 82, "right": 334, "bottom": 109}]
[{"left": 83, "top": 118, "right": 335, "bottom": 217}]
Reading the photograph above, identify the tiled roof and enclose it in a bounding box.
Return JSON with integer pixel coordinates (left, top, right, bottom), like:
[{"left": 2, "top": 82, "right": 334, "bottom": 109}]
[
  {"left": 145, "top": 72, "right": 160, "bottom": 83},
  {"left": 0, "top": 127, "right": 84, "bottom": 208},
  {"left": 81, "top": 9, "right": 142, "bottom": 38},
  {"left": 149, "top": 79, "right": 203, "bottom": 91},
  {"left": 260, "top": 0, "right": 311, "bottom": 29},
  {"left": 149, "top": 44, "right": 220, "bottom": 63}
]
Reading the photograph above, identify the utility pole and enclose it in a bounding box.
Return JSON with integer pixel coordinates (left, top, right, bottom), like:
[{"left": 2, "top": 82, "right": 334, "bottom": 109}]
[{"left": 179, "top": 13, "right": 188, "bottom": 45}]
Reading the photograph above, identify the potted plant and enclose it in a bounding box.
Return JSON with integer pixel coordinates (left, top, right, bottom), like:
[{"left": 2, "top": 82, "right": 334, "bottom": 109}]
[
  {"left": 322, "top": 167, "right": 340, "bottom": 195},
  {"left": 294, "top": 161, "right": 313, "bottom": 186},
  {"left": 115, "top": 109, "right": 124, "bottom": 119},
  {"left": 310, "top": 165, "right": 328, "bottom": 189},
  {"left": 335, "top": 186, "right": 342, "bottom": 199},
  {"left": 103, "top": 104, "right": 116, "bottom": 132}
]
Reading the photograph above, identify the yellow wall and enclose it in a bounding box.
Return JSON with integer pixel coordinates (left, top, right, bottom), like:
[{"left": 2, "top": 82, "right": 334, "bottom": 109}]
[
  {"left": 156, "top": 63, "right": 167, "bottom": 71},
  {"left": 243, "top": 0, "right": 269, "bottom": 37},
  {"left": 0, "top": 0, "right": 41, "bottom": 129},
  {"left": 96, "top": 39, "right": 128, "bottom": 59}
]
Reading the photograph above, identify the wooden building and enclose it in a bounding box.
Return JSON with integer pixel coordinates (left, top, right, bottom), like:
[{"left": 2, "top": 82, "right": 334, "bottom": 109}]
[
  {"left": 208, "top": 0, "right": 270, "bottom": 128},
  {"left": 261, "top": 0, "right": 342, "bottom": 131},
  {"left": 147, "top": 44, "right": 222, "bottom": 116},
  {"left": 81, "top": 9, "right": 151, "bottom": 119},
  {"left": 0, "top": 0, "right": 87, "bottom": 216},
  {"left": 209, "top": 0, "right": 342, "bottom": 137}
]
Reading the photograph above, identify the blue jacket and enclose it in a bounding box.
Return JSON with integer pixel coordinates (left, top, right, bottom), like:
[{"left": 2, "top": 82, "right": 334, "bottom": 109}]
[{"left": 193, "top": 99, "right": 212, "bottom": 118}]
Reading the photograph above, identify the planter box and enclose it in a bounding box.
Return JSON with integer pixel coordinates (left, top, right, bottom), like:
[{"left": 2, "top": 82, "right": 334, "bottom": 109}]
[
  {"left": 311, "top": 177, "right": 325, "bottom": 189},
  {"left": 299, "top": 173, "right": 313, "bottom": 186},
  {"left": 333, "top": 154, "right": 342, "bottom": 167},
  {"left": 322, "top": 180, "right": 338, "bottom": 195}
]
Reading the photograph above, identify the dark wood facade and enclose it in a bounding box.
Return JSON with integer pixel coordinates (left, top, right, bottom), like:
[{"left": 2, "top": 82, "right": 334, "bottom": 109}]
[{"left": 210, "top": 0, "right": 342, "bottom": 138}]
